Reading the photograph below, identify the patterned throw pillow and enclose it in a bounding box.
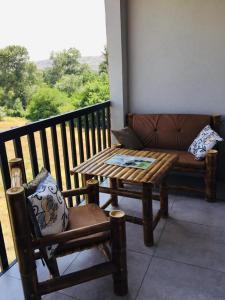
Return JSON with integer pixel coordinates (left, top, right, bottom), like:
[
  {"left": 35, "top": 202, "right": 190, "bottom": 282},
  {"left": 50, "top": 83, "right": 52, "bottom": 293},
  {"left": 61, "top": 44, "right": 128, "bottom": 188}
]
[
  {"left": 188, "top": 125, "right": 223, "bottom": 160},
  {"left": 28, "top": 174, "right": 69, "bottom": 257}
]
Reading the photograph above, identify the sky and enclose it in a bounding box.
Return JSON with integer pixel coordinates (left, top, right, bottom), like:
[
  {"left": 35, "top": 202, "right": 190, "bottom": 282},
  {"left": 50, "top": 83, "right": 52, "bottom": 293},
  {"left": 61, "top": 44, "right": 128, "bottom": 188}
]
[{"left": 0, "top": 0, "right": 106, "bottom": 61}]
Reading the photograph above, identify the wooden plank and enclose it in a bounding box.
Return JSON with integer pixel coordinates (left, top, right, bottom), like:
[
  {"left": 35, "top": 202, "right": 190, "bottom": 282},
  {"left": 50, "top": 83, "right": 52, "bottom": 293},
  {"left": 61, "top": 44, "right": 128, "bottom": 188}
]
[
  {"left": 39, "top": 262, "right": 115, "bottom": 295},
  {"left": 96, "top": 109, "right": 102, "bottom": 152},
  {"left": 51, "top": 125, "right": 62, "bottom": 190},
  {"left": 27, "top": 133, "right": 39, "bottom": 177},
  {"left": 102, "top": 108, "right": 107, "bottom": 149},
  {"left": 72, "top": 147, "right": 116, "bottom": 174},
  {"left": 106, "top": 106, "right": 111, "bottom": 147},
  {"left": 40, "top": 129, "right": 50, "bottom": 172},
  {"left": 84, "top": 114, "right": 91, "bottom": 159},
  {"left": 0, "top": 222, "right": 9, "bottom": 271},
  {"left": 90, "top": 112, "right": 97, "bottom": 155},
  {"left": 77, "top": 116, "right": 84, "bottom": 163},
  {"left": 13, "top": 137, "right": 23, "bottom": 159},
  {"left": 60, "top": 122, "right": 72, "bottom": 207},
  {"left": 69, "top": 120, "right": 80, "bottom": 204}
]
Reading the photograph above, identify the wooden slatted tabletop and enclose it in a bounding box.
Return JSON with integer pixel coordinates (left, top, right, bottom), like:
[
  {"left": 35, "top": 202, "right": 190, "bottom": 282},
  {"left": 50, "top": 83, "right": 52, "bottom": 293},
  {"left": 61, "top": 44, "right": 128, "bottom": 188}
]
[{"left": 72, "top": 147, "right": 178, "bottom": 185}]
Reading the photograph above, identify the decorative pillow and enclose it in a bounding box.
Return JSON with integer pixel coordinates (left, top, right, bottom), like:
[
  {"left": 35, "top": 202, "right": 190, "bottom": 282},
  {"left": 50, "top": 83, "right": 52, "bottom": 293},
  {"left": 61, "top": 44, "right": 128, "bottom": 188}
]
[
  {"left": 112, "top": 127, "right": 144, "bottom": 150},
  {"left": 23, "top": 167, "right": 48, "bottom": 197},
  {"left": 28, "top": 174, "right": 69, "bottom": 257},
  {"left": 188, "top": 125, "right": 223, "bottom": 160}
]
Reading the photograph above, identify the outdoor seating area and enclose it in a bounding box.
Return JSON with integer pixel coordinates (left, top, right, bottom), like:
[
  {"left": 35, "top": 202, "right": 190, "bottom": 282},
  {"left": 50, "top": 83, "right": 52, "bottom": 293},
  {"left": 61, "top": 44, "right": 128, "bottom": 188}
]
[
  {"left": 1, "top": 0, "right": 225, "bottom": 299},
  {"left": 1, "top": 182, "right": 225, "bottom": 299}
]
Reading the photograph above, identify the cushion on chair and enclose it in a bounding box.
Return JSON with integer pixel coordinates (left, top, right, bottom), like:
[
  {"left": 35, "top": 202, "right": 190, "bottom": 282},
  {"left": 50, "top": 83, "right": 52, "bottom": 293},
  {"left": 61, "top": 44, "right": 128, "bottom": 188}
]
[
  {"left": 28, "top": 173, "right": 69, "bottom": 257},
  {"left": 112, "top": 127, "right": 144, "bottom": 150},
  {"left": 145, "top": 148, "right": 205, "bottom": 169},
  {"left": 23, "top": 167, "right": 49, "bottom": 196},
  {"left": 55, "top": 204, "right": 109, "bottom": 255}
]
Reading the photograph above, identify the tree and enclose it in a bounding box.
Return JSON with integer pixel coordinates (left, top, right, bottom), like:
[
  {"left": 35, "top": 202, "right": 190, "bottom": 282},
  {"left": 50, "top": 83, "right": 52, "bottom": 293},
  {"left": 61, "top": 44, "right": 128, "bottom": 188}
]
[
  {"left": 6, "top": 98, "right": 25, "bottom": 117},
  {"left": 72, "top": 73, "right": 109, "bottom": 108},
  {"left": 55, "top": 74, "right": 82, "bottom": 96},
  {"left": 99, "top": 46, "right": 108, "bottom": 74},
  {"left": 0, "top": 45, "right": 39, "bottom": 108},
  {"left": 44, "top": 48, "right": 82, "bottom": 86},
  {"left": 26, "top": 86, "right": 72, "bottom": 121}
]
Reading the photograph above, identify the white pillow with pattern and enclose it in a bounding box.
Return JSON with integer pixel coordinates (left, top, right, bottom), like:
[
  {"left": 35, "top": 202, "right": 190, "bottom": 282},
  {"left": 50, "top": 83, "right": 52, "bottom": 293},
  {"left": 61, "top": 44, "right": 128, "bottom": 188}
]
[
  {"left": 28, "top": 174, "right": 68, "bottom": 257},
  {"left": 188, "top": 125, "right": 223, "bottom": 160}
]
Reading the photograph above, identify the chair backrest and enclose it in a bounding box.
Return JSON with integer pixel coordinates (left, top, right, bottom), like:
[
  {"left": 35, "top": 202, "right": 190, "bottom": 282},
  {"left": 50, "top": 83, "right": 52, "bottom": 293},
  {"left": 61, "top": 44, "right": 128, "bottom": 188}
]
[{"left": 128, "top": 114, "right": 220, "bottom": 151}]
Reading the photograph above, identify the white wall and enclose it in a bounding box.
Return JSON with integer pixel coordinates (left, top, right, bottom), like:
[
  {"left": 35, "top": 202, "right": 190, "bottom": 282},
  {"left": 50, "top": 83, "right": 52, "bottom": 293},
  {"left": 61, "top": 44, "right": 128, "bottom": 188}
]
[{"left": 128, "top": 0, "right": 225, "bottom": 115}]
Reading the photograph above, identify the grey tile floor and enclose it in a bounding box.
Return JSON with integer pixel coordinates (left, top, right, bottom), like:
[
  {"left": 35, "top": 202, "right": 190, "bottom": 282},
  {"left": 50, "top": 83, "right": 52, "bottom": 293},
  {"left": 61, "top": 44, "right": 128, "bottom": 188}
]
[{"left": 1, "top": 189, "right": 225, "bottom": 300}]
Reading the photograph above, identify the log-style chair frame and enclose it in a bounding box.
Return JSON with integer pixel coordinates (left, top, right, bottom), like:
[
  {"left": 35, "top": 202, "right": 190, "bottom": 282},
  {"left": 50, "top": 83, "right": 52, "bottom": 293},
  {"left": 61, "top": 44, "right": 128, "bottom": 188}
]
[
  {"left": 126, "top": 114, "right": 221, "bottom": 202},
  {"left": 6, "top": 158, "right": 128, "bottom": 299}
]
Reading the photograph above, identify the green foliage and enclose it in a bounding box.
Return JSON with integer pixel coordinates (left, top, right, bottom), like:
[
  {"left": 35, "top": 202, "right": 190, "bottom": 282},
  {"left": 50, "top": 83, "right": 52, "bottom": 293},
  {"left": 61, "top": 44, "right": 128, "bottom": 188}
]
[
  {"left": 44, "top": 48, "right": 82, "bottom": 86},
  {"left": 26, "top": 87, "right": 71, "bottom": 121},
  {"left": 0, "top": 107, "right": 6, "bottom": 121},
  {"left": 72, "top": 73, "right": 109, "bottom": 108},
  {"left": 0, "top": 45, "right": 109, "bottom": 121},
  {"left": 6, "top": 98, "right": 25, "bottom": 117},
  {"left": 99, "top": 46, "right": 108, "bottom": 74},
  {"left": 0, "top": 45, "right": 40, "bottom": 108},
  {"left": 55, "top": 74, "right": 82, "bottom": 96}
]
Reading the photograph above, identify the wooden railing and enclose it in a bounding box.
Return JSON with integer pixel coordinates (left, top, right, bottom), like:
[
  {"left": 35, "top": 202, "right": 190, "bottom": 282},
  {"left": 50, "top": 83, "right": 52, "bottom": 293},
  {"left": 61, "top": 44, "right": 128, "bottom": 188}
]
[{"left": 0, "top": 100, "right": 111, "bottom": 273}]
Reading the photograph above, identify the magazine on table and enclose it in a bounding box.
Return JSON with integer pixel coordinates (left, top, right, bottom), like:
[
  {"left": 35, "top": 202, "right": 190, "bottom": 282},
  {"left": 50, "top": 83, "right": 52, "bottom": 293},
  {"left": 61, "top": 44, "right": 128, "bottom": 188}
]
[{"left": 105, "top": 154, "right": 156, "bottom": 170}]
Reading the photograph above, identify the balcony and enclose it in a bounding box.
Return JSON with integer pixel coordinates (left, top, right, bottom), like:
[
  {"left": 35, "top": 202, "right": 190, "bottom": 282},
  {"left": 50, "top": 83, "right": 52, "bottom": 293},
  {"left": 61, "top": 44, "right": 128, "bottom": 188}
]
[
  {"left": 1, "top": 0, "right": 225, "bottom": 299},
  {"left": 0, "top": 100, "right": 225, "bottom": 299}
]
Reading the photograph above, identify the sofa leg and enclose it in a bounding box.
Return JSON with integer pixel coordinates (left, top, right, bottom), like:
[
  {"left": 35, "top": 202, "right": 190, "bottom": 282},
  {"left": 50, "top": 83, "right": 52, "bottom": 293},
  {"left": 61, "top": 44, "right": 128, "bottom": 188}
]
[{"left": 205, "top": 150, "right": 218, "bottom": 202}]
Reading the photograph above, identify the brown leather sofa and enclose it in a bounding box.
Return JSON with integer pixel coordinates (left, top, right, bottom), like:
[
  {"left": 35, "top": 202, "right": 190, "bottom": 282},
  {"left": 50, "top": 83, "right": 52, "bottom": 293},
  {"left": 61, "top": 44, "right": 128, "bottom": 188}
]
[{"left": 127, "top": 113, "right": 221, "bottom": 202}]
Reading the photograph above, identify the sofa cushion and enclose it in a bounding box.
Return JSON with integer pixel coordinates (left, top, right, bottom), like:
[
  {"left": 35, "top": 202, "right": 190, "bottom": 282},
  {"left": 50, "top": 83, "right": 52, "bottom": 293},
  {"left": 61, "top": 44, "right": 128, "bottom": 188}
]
[
  {"left": 188, "top": 125, "right": 223, "bottom": 160},
  {"left": 128, "top": 114, "right": 211, "bottom": 151},
  {"left": 145, "top": 148, "right": 205, "bottom": 169},
  {"left": 112, "top": 127, "right": 144, "bottom": 150}
]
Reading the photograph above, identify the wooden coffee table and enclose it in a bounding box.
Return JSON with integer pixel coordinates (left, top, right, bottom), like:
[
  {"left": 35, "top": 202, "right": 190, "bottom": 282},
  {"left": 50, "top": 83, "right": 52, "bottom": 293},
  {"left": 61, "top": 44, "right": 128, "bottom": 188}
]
[{"left": 71, "top": 146, "right": 178, "bottom": 246}]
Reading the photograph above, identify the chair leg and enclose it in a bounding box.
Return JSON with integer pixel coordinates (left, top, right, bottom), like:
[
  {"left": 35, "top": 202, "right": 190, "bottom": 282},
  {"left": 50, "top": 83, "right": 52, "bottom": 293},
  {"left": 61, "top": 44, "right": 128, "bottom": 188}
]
[
  {"left": 45, "top": 256, "right": 60, "bottom": 278},
  {"left": 110, "top": 210, "right": 128, "bottom": 296}
]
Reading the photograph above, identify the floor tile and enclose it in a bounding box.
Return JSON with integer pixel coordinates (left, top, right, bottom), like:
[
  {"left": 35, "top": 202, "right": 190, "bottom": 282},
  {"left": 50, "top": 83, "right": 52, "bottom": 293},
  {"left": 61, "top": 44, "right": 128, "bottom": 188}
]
[
  {"left": 171, "top": 195, "right": 225, "bottom": 228},
  {"left": 61, "top": 248, "right": 151, "bottom": 300},
  {"left": 44, "top": 292, "right": 77, "bottom": 299},
  {"left": 7, "top": 252, "right": 79, "bottom": 281},
  {"left": 137, "top": 257, "right": 225, "bottom": 300},
  {"left": 0, "top": 274, "right": 24, "bottom": 300},
  {"left": 155, "top": 219, "right": 225, "bottom": 272}
]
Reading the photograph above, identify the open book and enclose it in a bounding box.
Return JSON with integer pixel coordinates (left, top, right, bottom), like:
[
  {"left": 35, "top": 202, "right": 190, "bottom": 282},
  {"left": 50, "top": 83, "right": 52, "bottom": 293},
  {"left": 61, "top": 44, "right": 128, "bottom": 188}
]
[{"left": 105, "top": 154, "right": 156, "bottom": 170}]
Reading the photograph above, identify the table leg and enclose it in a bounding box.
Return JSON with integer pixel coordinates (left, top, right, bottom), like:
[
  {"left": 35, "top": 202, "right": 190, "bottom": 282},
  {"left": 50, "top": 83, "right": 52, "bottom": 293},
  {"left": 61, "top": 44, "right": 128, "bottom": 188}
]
[
  {"left": 142, "top": 183, "right": 154, "bottom": 246},
  {"left": 160, "top": 178, "right": 168, "bottom": 218},
  {"left": 82, "top": 174, "right": 93, "bottom": 203},
  {"left": 110, "top": 178, "right": 118, "bottom": 206}
]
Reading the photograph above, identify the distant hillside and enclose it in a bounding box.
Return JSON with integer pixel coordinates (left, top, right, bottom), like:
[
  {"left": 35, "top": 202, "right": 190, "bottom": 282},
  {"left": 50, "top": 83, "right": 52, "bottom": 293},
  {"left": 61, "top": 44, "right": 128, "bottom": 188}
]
[{"left": 35, "top": 55, "right": 104, "bottom": 72}]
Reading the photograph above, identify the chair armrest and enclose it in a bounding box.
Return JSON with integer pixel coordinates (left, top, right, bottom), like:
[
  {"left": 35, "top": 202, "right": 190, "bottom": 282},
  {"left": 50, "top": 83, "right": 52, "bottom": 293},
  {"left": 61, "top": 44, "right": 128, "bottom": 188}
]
[
  {"left": 32, "top": 221, "right": 111, "bottom": 249},
  {"left": 112, "top": 143, "right": 123, "bottom": 148},
  {"left": 61, "top": 187, "right": 89, "bottom": 198}
]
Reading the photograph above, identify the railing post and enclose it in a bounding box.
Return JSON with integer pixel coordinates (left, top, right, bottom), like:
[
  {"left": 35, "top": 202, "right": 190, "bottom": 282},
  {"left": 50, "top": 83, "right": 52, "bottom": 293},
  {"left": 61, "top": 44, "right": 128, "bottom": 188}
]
[{"left": 0, "top": 222, "right": 9, "bottom": 272}]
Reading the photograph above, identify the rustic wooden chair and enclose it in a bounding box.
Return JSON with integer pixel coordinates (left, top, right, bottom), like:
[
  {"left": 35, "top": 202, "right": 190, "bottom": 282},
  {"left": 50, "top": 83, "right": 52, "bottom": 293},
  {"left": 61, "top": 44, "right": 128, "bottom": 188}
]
[{"left": 6, "top": 158, "right": 128, "bottom": 300}]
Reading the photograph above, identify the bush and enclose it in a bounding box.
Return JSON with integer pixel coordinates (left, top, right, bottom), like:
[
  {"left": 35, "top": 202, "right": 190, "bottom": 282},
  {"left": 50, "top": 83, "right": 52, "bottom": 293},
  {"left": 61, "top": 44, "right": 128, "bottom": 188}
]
[
  {"left": 6, "top": 98, "right": 25, "bottom": 117},
  {"left": 71, "top": 73, "right": 109, "bottom": 108},
  {"left": 26, "top": 87, "right": 71, "bottom": 121},
  {"left": 0, "top": 107, "right": 6, "bottom": 121}
]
